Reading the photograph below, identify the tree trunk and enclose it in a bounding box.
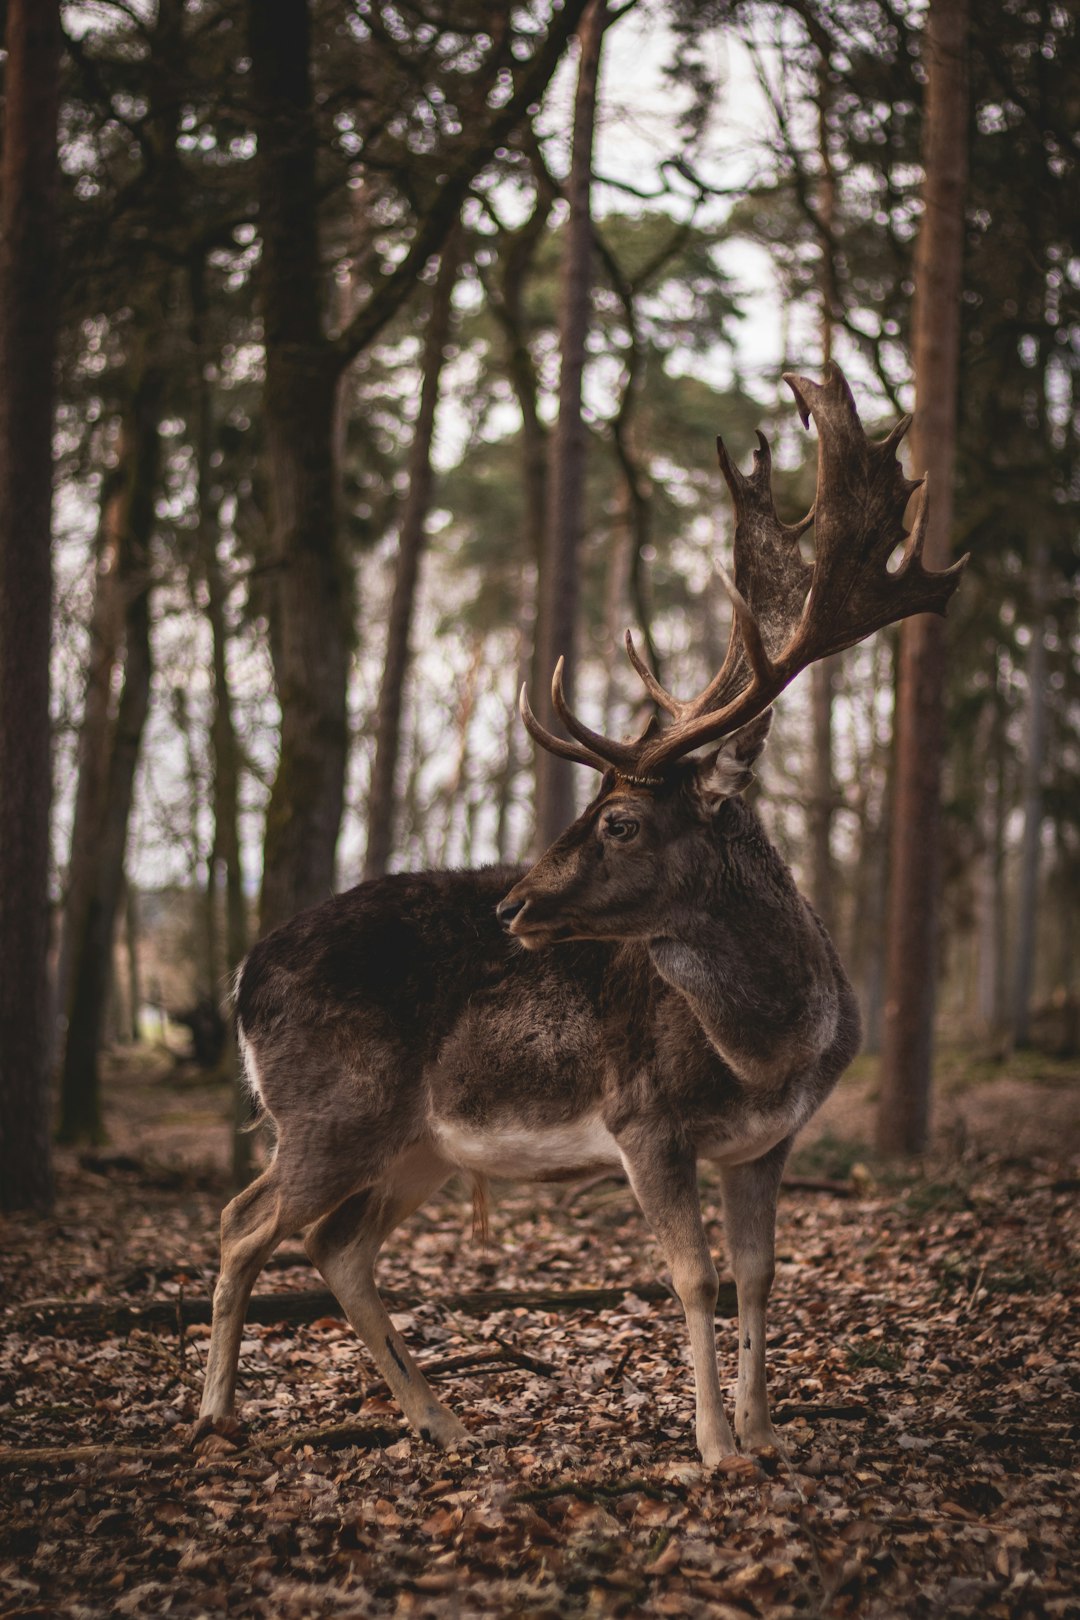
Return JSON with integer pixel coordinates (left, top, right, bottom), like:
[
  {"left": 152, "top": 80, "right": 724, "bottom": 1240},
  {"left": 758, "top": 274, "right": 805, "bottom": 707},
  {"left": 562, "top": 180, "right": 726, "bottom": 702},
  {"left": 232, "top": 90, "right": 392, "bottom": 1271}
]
[
  {"left": 59, "top": 381, "right": 161, "bottom": 1143},
  {"left": 189, "top": 256, "right": 253, "bottom": 1180},
  {"left": 1012, "top": 534, "right": 1049, "bottom": 1047},
  {"left": 532, "top": 0, "right": 606, "bottom": 852},
  {"left": 975, "top": 701, "right": 1007, "bottom": 1035},
  {"left": 0, "top": 0, "right": 60, "bottom": 1211},
  {"left": 808, "top": 53, "right": 839, "bottom": 938},
  {"left": 846, "top": 642, "right": 892, "bottom": 1053},
  {"left": 438, "top": 639, "right": 484, "bottom": 868},
  {"left": 125, "top": 881, "right": 141, "bottom": 1045},
  {"left": 250, "top": 0, "right": 350, "bottom": 934},
  {"left": 56, "top": 467, "right": 128, "bottom": 1033},
  {"left": 490, "top": 154, "right": 555, "bottom": 577},
  {"left": 808, "top": 658, "right": 837, "bottom": 936},
  {"left": 365, "top": 233, "right": 463, "bottom": 879},
  {"left": 877, "top": 0, "right": 969, "bottom": 1155}
]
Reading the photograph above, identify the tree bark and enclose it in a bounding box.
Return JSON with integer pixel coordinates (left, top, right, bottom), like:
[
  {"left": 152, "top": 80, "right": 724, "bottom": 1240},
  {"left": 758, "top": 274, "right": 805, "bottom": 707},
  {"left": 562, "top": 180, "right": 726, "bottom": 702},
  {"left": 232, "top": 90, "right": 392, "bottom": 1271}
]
[
  {"left": 189, "top": 258, "right": 253, "bottom": 1179},
  {"left": 56, "top": 467, "right": 128, "bottom": 1035},
  {"left": 249, "top": 0, "right": 350, "bottom": 934},
  {"left": 877, "top": 0, "right": 969, "bottom": 1155},
  {"left": 532, "top": 0, "right": 606, "bottom": 852},
  {"left": 808, "top": 658, "right": 837, "bottom": 936},
  {"left": 808, "top": 53, "right": 839, "bottom": 938},
  {"left": 59, "top": 375, "right": 162, "bottom": 1143},
  {"left": 487, "top": 152, "right": 556, "bottom": 576},
  {"left": 975, "top": 701, "right": 1007, "bottom": 1035},
  {"left": 125, "top": 882, "right": 141, "bottom": 1045},
  {"left": 1012, "top": 535, "right": 1049, "bottom": 1047},
  {"left": 0, "top": 0, "right": 60, "bottom": 1211},
  {"left": 364, "top": 234, "right": 463, "bottom": 879}
]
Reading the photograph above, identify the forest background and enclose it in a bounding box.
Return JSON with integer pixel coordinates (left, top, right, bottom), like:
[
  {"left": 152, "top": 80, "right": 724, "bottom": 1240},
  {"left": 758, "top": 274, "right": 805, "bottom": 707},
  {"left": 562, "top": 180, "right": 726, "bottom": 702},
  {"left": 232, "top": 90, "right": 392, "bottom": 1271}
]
[{"left": 0, "top": 0, "right": 1077, "bottom": 1203}]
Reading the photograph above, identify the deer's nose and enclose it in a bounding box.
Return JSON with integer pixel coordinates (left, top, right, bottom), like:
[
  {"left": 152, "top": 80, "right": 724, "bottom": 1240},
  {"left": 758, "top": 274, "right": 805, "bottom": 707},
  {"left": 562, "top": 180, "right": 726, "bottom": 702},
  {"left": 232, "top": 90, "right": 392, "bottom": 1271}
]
[{"left": 497, "top": 896, "right": 527, "bottom": 930}]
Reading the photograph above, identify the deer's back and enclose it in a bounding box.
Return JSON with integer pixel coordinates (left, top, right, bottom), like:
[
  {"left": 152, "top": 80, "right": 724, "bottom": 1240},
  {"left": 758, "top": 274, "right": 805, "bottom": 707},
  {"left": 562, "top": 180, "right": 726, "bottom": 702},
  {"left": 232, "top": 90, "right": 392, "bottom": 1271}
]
[{"left": 235, "top": 867, "right": 618, "bottom": 1124}]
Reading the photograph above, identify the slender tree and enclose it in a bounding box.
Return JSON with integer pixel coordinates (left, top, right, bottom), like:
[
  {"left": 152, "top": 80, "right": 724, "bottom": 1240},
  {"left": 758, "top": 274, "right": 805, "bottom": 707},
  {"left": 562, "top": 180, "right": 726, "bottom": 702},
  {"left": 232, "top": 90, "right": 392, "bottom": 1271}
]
[
  {"left": 807, "top": 52, "right": 840, "bottom": 937},
  {"left": 1012, "top": 533, "right": 1050, "bottom": 1047},
  {"left": 0, "top": 0, "right": 61, "bottom": 1211},
  {"left": 877, "top": 0, "right": 969, "bottom": 1154},
  {"left": 59, "top": 358, "right": 163, "bottom": 1142},
  {"left": 533, "top": 0, "right": 608, "bottom": 850},
  {"left": 248, "top": 0, "right": 348, "bottom": 933},
  {"left": 365, "top": 232, "right": 463, "bottom": 878}
]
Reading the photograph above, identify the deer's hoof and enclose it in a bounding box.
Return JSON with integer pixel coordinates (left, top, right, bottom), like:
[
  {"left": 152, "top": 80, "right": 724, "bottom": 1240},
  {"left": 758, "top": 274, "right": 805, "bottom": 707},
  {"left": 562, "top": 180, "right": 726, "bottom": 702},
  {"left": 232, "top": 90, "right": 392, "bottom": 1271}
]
[
  {"left": 737, "top": 1422, "right": 784, "bottom": 1455},
  {"left": 190, "top": 1415, "right": 244, "bottom": 1458},
  {"left": 421, "top": 1416, "right": 477, "bottom": 1455},
  {"left": 713, "top": 1453, "right": 764, "bottom": 1482}
]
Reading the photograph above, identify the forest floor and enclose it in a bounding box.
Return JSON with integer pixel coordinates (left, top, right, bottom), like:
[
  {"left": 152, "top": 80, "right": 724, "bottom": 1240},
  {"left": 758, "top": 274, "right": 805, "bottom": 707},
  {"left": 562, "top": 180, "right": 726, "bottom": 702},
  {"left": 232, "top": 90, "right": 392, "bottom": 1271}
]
[{"left": 1, "top": 1045, "right": 1078, "bottom": 1619}]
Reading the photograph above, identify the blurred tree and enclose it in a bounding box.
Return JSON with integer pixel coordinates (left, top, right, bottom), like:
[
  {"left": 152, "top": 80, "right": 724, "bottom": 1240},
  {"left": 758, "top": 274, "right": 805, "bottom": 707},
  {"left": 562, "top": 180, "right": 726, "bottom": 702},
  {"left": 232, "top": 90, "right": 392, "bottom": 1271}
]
[
  {"left": 56, "top": 0, "right": 189, "bottom": 1142},
  {"left": 534, "top": 0, "right": 608, "bottom": 850},
  {"left": 0, "top": 0, "right": 61, "bottom": 1211},
  {"left": 877, "top": 0, "right": 969, "bottom": 1157},
  {"left": 365, "top": 230, "right": 464, "bottom": 879},
  {"left": 59, "top": 341, "right": 164, "bottom": 1143}
]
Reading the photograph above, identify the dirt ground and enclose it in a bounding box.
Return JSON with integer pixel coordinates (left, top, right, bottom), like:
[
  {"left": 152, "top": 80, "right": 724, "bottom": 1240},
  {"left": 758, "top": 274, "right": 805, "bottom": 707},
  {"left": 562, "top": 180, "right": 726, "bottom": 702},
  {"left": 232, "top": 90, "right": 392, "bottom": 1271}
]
[{"left": 1, "top": 1046, "right": 1077, "bottom": 1619}]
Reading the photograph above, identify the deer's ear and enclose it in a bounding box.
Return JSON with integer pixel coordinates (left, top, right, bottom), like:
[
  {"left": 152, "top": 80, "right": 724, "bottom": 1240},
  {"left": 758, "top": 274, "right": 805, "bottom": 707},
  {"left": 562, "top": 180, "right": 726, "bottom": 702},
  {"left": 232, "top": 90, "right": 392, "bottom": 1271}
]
[{"left": 697, "top": 709, "right": 773, "bottom": 802}]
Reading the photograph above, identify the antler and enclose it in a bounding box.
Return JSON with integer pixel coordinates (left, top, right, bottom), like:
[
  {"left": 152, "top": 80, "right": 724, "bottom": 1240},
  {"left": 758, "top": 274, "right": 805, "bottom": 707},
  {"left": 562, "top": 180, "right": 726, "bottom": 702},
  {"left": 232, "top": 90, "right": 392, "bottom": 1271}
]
[{"left": 521, "top": 363, "right": 968, "bottom": 780}]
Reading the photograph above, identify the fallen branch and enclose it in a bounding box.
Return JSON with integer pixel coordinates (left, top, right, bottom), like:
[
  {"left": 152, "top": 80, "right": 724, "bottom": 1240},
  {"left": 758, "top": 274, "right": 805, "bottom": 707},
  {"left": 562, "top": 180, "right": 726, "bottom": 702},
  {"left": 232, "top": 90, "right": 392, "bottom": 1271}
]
[
  {"left": 12, "top": 1278, "right": 738, "bottom": 1336},
  {"left": 773, "top": 1401, "right": 870, "bottom": 1422},
  {"left": 365, "top": 1340, "right": 557, "bottom": 1399},
  {"left": 0, "top": 1420, "right": 400, "bottom": 1474}
]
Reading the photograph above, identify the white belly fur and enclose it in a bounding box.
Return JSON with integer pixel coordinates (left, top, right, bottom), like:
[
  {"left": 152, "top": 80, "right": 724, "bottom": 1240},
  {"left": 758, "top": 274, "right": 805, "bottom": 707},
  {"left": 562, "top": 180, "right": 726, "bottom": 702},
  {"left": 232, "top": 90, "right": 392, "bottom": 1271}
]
[
  {"left": 432, "top": 1116, "right": 622, "bottom": 1180},
  {"left": 433, "top": 1104, "right": 802, "bottom": 1181}
]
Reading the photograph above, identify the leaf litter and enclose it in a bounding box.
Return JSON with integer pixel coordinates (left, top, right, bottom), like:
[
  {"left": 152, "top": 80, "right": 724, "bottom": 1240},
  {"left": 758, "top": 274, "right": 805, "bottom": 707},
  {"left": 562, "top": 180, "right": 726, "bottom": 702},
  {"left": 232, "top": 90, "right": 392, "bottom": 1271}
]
[{"left": 1, "top": 1062, "right": 1078, "bottom": 1618}]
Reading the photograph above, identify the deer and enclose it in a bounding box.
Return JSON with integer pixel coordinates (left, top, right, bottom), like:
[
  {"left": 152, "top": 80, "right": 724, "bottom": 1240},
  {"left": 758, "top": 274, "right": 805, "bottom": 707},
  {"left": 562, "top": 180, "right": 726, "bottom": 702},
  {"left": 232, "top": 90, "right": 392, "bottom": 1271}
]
[{"left": 193, "top": 364, "right": 965, "bottom": 1467}]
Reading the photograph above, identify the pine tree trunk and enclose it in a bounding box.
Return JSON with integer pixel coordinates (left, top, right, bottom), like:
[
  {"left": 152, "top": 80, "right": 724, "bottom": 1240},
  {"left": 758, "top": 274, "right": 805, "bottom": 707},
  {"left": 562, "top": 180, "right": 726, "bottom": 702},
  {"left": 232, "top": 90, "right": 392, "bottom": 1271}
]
[
  {"left": 877, "top": 0, "right": 969, "bottom": 1155},
  {"left": 57, "top": 469, "right": 128, "bottom": 1032},
  {"left": 365, "top": 234, "right": 463, "bottom": 879},
  {"left": 808, "top": 54, "right": 839, "bottom": 939},
  {"left": 491, "top": 162, "right": 555, "bottom": 576},
  {"left": 975, "top": 703, "right": 1007, "bottom": 1035},
  {"left": 808, "top": 658, "right": 837, "bottom": 936},
  {"left": 189, "top": 256, "right": 253, "bottom": 1179},
  {"left": 532, "top": 0, "right": 606, "bottom": 852},
  {"left": 1012, "top": 534, "right": 1049, "bottom": 1047},
  {"left": 849, "top": 649, "right": 893, "bottom": 1055},
  {"left": 0, "top": 0, "right": 60, "bottom": 1211},
  {"left": 59, "top": 382, "right": 161, "bottom": 1142},
  {"left": 125, "top": 882, "right": 141, "bottom": 1045},
  {"left": 250, "top": 0, "right": 350, "bottom": 934}
]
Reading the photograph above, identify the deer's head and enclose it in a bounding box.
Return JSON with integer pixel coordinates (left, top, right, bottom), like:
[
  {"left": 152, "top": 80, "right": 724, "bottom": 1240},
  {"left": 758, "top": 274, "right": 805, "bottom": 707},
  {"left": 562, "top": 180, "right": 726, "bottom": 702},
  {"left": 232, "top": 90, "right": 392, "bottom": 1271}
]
[
  {"left": 500, "top": 364, "right": 967, "bottom": 948},
  {"left": 497, "top": 713, "right": 772, "bottom": 948}
]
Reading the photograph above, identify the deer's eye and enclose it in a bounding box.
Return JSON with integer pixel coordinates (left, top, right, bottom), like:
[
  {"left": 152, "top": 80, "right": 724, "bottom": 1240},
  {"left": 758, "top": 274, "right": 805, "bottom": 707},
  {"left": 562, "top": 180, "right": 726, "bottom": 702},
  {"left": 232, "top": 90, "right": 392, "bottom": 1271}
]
[{"left": 602, "top": 815, "right": 639, "bottom": 843}]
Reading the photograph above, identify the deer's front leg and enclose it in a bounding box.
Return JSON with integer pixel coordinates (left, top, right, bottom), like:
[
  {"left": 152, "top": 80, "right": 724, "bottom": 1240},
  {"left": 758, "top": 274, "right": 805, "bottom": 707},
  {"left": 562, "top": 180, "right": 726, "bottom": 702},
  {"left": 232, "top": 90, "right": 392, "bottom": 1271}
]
[
  {"left": 719, "top": 1141, "right": 788, "bottom": 1451},
  {"left": 621, "top": 1136, "right": 736, "bottom": 1467}
]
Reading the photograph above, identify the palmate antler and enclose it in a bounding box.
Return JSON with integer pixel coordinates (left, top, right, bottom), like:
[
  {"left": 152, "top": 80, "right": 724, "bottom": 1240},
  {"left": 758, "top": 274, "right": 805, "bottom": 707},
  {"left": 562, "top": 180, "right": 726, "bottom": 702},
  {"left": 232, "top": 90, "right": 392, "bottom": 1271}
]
[{"left": 520, "top": 363, "right": 968, "bottom": 780}]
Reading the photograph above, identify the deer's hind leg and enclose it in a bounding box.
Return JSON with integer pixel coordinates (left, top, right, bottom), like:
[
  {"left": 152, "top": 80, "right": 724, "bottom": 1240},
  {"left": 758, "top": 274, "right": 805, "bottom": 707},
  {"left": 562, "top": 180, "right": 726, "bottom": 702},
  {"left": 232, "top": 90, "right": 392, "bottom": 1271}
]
[
  {"left": 304, "top": 1142, "right": 469, "bottom": 1450},
  {"left": 194, "top": 1130, "right": 372, "bottom": 1447}
]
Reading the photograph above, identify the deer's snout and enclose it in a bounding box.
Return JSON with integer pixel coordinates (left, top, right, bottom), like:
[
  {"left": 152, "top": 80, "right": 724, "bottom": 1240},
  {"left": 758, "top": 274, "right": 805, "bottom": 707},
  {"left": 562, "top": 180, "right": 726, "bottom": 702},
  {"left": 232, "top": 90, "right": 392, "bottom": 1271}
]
[{"left": 496, "top": 895, "right": 527, "bottom": 931}]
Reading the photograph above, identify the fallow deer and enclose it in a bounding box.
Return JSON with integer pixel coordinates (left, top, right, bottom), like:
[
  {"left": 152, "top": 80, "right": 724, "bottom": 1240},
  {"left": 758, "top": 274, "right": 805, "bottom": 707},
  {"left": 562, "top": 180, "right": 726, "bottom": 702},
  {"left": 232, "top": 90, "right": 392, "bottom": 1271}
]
[{"left": 194, "top": 365, "right": 965, "bottom": 1465}]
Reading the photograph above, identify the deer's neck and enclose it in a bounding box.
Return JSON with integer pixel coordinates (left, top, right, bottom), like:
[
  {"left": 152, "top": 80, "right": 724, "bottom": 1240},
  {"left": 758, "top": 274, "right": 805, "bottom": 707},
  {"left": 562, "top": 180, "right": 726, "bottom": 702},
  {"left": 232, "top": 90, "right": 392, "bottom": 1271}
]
[{"left": 647, "top": 802, "right": 839, "bottom": 1085}]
